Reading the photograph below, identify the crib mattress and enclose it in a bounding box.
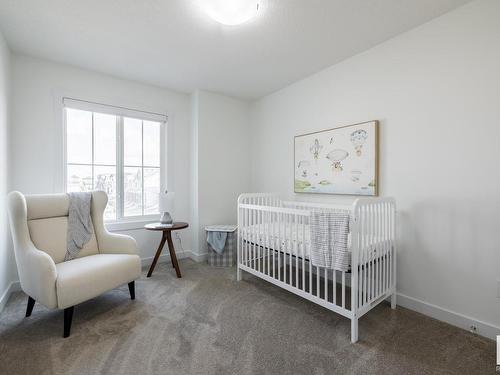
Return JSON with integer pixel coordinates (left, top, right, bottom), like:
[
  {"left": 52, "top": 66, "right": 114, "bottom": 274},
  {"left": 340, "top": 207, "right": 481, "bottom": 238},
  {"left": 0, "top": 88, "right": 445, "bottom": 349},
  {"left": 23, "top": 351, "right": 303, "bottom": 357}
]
[{"left": 241, "top": 222, "right": 390, "bottom": 264}]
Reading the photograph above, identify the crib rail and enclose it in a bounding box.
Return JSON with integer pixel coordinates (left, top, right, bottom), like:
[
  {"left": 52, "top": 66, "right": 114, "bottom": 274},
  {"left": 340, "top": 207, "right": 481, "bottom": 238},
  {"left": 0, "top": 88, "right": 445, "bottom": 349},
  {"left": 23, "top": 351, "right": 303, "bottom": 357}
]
[
  {"left": 282, "top": 200, "right": 352, "bottom": 211},
  {"left": 237, "top": 193, "right": 396, "bottom": 343},
  {"left": 238, "top": 193, "right": 280, "bottom": 207}
]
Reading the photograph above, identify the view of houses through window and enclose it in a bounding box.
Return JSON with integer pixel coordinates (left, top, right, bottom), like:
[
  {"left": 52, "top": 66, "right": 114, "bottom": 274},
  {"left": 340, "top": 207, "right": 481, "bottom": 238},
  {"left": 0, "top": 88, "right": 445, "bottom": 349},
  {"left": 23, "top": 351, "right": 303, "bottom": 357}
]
[{"left": 65, "top": 106, "right": 163, "bottom": 221}]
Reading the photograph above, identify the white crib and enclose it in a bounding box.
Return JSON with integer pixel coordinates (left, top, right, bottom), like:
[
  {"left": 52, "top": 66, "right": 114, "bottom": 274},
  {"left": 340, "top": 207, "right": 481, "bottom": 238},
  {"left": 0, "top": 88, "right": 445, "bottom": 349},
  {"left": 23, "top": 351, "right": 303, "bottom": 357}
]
[{"left": 237, "top": 193, "right": 396, "bottom": 343}]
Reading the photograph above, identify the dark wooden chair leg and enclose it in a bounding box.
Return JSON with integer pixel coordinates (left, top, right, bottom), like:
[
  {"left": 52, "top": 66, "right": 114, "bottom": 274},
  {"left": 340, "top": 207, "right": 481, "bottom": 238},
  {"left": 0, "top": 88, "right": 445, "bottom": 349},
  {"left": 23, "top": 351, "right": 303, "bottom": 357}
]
[
  {"left": 63, "top": 306, "right": 74, "bottom": 338},
  {"left": 128, "top": 281, "right": 135, "bottom": 300},
  {"left": 25, "top": 296, "right": 35, "bottom": 317}
]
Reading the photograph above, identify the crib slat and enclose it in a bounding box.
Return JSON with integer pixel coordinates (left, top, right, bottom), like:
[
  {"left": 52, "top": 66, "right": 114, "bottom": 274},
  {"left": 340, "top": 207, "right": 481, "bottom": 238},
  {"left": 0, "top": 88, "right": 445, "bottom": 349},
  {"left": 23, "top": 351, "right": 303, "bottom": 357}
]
[
  {"left": 332, "top": 269, "right": 336, "bottom": 306},
  {"left": 293, "top": 215, "right": 299, "bottom": 288},
  {"left": 250, "top": 203, "right": 254, "bottom": 270},
  {"left": 383, "top": 202, "right": 387, "bottom": 293},
  {"left": 301, "top": 217, "right": 306, "bottom": 292},
  {"left": 324, "top": 268, "right": 328, "bottom": 302},
  {"left": 266, "top": 210, "right": 269, "bottom": 276},
  {"left": 386, "top": 202, "right": 390, "bottom": 291},
  {"left": 246, "top": 206, "right": 249, "bottom": 267},
  {"left": 362, "top": 205, "right": 366, "bottom": 308},
  {"left": 289, "top": 213, "right": 292, "bottom": 286},
  {"left": 278, "top": 212, "right": 281, "bottom": 282},
  {"left": 317, "top": 266, "right": 320, "bottom": 298},
  {"left": 389, "top": 203, "right": 392, "bottom": 291},
  {"left": 342, "top": 271, "right": 346, "bottom": 309},
  {"left": 369, "top": 205, "right": 373, "bottom": 302},
  {"left": 382, "top": 202, "right": 386, "bottom": 295},
  {"left": 380, "top": 203, "right": 384, "bottom": 295},
  {"left": 376, "top": 203, "right": 381, "bottom": 297},
  {"left": 364, "top": 206, "right": 368, "bottom": 305},
  {"left": 391, "top": 203, "right": 394, "bottom": 290},
  {"left": 243, "top": 206, "right": 247, "bottom": 267},
  {"left": 254, "top": 206, "right": 257, "bottom": 272},
  {"left": 358, "top": 206, "right": 362, "bottom": 306},
  {"left": 260, "top": 209, "right": 263, "bottom": 273},
  {"left": 372, "top": 204, "right": 376, "bottom": 300},
  {"left": 309, "top": 233, "right": 312, "bottom": 294},
  {"left": 272, "top": 211, "right": 275, "bottom": 279},
  {"left": 374, "top": 204, "right": 378, "bottom": 298},
  {"left": 379, "top": 203, "right": 384, "bottom": 293}
]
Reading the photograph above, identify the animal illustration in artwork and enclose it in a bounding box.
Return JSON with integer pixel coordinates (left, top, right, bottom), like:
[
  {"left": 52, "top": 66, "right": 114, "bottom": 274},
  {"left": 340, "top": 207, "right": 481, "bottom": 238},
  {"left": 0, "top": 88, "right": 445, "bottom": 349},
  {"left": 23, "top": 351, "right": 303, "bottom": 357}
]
[
  {"left": 350, "top": 129, "right": 368, "bottom": 156},
  {"left": 326, "top": 149, "right": 349, "bottom": 172},
  {"left": 297, "top": 160, "right": 311, "bottom": 178},
  {"left": 309, "top": 139, "right": 323, "bottom": 161},
  {"left": 351, "top": 170, "right": 362, "bottom": 182}
]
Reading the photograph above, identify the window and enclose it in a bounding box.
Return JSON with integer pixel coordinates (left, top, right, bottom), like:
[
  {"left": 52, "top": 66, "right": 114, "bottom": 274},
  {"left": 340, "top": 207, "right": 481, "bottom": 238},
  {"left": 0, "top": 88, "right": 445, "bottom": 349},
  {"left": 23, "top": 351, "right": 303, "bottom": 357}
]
[{"left": 64, "top": 98, "right": 166, "bottom": 221}]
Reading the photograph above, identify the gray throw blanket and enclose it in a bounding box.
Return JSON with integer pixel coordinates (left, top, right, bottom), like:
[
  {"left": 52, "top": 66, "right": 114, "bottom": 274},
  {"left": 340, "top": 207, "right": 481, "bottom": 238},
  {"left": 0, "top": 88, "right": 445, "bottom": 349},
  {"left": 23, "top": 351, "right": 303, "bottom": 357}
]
[
  {"left": 65, "top": 192, "right": 93, "bottom": 261},
  {"left": 207, "top": 231, "right": 228, "bottom": 254},
  {"left": 310, "top": 210, "right": 350, "bottom": 271}
]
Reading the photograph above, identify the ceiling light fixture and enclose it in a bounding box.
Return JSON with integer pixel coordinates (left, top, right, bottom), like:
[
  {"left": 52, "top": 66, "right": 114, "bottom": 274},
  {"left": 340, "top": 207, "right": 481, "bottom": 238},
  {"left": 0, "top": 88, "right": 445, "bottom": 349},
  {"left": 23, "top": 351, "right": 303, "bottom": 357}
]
[{"left": 201, "top": 0, "right": 262, "bottom": 26}]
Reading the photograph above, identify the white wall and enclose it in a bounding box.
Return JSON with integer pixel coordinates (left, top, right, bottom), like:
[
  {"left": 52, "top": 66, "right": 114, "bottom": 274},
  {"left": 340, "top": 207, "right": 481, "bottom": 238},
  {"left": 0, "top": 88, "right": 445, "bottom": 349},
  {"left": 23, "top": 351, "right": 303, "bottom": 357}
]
[
  {"left": 250, "top": 0, "right": 500, "bottom": 335},
  {"left": 10, "top": 54, "right": 193, "bottom": 262},
  {"left": 0, "top": 31, "right": 16, "bottom": 309},
  {"left": 190, "top": 90, "right": 251, "bottom": 257}
]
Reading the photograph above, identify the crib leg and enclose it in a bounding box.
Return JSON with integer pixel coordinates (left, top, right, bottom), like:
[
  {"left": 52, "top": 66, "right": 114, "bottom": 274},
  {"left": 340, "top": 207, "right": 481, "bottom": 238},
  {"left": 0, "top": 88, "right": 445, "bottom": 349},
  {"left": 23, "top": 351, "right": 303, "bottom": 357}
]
[
  {"left": 351, "top": 317, "right": 358, "bottom": 343},
  {"left": 237, "top": 266, "right": 242, "bottom": 281},
  {"left": 391, "top": 293, "right": 397, "bottom": 309}
]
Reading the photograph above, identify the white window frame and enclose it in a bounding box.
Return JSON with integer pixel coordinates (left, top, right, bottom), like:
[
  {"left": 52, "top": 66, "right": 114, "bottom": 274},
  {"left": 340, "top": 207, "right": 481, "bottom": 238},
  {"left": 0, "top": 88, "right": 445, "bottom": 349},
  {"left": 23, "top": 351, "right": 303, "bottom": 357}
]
[{"left": 62, "top": 97, "right": 167, "bottom": 228}]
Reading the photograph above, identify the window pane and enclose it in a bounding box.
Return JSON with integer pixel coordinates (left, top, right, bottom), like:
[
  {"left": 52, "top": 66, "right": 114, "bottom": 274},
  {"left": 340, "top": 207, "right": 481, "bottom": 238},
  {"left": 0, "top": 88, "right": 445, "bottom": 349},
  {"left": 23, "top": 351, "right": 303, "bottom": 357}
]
[
  {"left": 67, "top": 164, "right": 92, "bottom": 192},
  {"left": 124, "top": 118, "right": 142, "bottom": 166},
  {"left": 124, "top": 167, "right": 142, "bottom": 216},
  {"left": 143, "top": 121, "right": 160, "bottom": 167},
  {"left": 144, "top": 168, "right": 160, "bottom": 215},
  {"left": 66, "top": 109, "right": 92, "bottom": 164},
  {"left": 94, "top": 166, "right": 117, "bottom": 220},
  {"left": 94, "top": 113, "right": 116, "bottom": 165}
]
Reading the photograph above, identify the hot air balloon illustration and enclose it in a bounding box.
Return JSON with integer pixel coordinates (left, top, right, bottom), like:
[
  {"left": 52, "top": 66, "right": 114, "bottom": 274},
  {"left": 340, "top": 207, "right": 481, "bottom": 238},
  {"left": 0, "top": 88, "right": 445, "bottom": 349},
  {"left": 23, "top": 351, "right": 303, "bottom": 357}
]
[
  {"left": 309, "top": 139, "right": 323, "bottom": 161},
  {"left": 326, "top": 149, "right": 349, "bottom": 172},
  {"left": 350, "top": 129, "right": 368, "bottom": 156}
]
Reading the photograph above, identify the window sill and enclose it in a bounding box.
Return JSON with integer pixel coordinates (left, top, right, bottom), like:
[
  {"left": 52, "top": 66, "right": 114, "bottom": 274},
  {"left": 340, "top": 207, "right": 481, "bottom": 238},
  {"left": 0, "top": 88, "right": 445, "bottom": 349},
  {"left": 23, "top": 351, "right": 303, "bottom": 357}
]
[{"left": 105, "top": 216, "right": 160, "bottom": 232}]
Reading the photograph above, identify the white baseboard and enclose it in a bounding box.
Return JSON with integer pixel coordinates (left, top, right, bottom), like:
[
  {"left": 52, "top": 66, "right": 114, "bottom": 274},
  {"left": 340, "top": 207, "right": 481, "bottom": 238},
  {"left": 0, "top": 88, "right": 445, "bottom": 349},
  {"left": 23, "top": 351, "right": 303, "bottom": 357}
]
[
  {"left": 187, "top": 251, "right": 207, "bottom": 263},
  {"left": 0, "top": 281, "right": 21, "bottom": 312},
  {"left": 397, "top": 292, "right": 500, "bottom": 341}
]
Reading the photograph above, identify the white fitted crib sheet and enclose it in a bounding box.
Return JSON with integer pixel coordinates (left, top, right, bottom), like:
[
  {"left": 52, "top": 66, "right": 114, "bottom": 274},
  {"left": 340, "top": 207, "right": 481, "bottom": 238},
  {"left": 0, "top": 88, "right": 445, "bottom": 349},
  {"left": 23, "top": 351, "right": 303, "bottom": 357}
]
[{"left": 241, "top": 222, "right": 390, "bottom": 264}]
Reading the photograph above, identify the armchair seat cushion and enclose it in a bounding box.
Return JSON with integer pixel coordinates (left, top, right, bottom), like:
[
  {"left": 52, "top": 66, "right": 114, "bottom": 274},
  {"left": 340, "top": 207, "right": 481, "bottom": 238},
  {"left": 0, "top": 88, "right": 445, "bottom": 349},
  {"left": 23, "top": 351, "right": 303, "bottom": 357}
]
[{"left": 56, "top": 254, "right": 141, "bottom": 309}]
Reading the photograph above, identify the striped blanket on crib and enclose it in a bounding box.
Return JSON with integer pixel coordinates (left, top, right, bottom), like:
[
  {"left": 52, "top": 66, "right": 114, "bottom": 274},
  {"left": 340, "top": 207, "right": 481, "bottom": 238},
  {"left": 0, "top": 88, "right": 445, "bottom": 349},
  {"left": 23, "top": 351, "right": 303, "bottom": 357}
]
[{"left": 310, "top": 210, "right": 350, "bottom": 272}]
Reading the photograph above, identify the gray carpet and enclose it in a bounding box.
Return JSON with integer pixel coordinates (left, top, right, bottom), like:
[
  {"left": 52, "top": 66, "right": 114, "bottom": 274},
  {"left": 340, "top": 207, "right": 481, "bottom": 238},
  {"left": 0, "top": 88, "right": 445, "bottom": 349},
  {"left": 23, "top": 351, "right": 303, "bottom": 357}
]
[{"left": 0, "top": 259, "right": 495, "bottom": 375}]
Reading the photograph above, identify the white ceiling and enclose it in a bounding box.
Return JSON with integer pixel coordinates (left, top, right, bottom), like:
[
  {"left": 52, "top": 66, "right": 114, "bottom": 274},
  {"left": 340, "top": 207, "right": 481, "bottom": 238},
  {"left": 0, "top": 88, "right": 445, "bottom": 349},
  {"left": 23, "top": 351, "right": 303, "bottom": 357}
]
[{"left": 0, "top": 0, "right": 471, "bottom": 99}]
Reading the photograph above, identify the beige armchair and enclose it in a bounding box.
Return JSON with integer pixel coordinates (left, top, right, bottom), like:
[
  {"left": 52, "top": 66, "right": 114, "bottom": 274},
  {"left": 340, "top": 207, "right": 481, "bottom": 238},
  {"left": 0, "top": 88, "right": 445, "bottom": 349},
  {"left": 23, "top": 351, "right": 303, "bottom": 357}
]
[{"left": 7, "top": 190, "right": 141, "bottom": 337}]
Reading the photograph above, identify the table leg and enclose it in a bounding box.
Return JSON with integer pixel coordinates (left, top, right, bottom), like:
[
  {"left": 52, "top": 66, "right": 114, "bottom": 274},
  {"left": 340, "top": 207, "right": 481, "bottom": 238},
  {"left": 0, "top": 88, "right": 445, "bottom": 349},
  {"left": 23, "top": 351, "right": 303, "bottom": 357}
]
[
  {"left": 147, "top": 232, "right": 167, "bottom": 277},
  {"left": 166, "top": 231, "right": 182, "bottom": 278}
]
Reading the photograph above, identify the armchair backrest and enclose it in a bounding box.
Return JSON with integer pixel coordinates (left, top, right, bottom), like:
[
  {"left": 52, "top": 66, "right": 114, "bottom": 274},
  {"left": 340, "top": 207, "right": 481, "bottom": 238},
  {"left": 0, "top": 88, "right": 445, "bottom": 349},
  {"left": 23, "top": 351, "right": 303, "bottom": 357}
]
[{"left": 8, "top": 191, "right": 109, "bottom": 264}]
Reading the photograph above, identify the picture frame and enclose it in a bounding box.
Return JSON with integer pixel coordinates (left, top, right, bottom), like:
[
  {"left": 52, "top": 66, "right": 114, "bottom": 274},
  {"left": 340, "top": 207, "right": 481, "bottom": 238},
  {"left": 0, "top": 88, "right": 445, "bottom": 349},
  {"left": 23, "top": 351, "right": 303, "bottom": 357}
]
[{"left": 294, "top": 120, "right": 379, "bottom": 196}]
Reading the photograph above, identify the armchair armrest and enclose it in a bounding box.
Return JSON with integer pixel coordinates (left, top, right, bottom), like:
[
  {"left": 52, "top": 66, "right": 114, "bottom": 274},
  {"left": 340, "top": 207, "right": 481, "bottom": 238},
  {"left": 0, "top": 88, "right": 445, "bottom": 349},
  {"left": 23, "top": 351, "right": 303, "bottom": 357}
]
[
  {"left": 97, "top": 231, "right": 138, "bottom": 255},
  {"left": 17, "top": 241, "right": 58, "bottom": 308}
]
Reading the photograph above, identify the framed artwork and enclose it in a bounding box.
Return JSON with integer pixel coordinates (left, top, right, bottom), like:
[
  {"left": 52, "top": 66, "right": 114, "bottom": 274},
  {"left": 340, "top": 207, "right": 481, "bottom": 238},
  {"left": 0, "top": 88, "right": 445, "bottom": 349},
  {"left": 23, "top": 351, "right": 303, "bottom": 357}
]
[{"left": 294, "top": 120, "right": 379, "bottom": 196}]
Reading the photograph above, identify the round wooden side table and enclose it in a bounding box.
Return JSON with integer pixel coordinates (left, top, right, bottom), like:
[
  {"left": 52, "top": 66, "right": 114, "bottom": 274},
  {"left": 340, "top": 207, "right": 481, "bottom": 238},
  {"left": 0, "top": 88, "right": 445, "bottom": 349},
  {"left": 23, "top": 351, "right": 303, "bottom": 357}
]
[{"left": 144, "top": 222, "right": 189, "bottom": 278}]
